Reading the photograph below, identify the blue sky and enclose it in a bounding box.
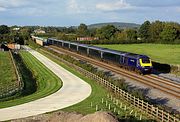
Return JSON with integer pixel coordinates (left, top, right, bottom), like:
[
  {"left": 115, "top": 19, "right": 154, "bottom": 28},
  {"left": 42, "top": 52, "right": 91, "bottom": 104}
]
[{"left": 0, "top": 0, "right": 180, "bottom": 26}]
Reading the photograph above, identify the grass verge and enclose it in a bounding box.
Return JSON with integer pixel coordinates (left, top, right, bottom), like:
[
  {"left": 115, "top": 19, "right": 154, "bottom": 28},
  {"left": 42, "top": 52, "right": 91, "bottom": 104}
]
[{"left": 0, "top": 51, "right": 62, "bottom": 108}]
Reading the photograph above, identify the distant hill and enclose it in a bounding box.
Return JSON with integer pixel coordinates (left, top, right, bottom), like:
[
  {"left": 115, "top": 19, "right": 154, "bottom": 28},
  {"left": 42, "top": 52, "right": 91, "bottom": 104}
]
[{"left": 88, "top": 22, "right": 140, "bottom": 29}]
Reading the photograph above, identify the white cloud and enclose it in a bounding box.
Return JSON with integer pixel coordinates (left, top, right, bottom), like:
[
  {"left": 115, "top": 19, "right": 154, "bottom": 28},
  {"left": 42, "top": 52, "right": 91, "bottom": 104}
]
[
  {"left": 67, "top": 0, "right": 81, "bottom": 13},
  {"left": 0, "top": 0, "right": 29, "bottom": 8},
  {"left": 96, "top": 0, "right": 132, "bottom": 11},
  {"left": 176, "top": 7, "right": 180, "bottom": 12},
  {"left": 66, "top": 0, "right": 93, "bottom": 14},
  {"left": 0, "top": 7, "right": 6, "bottom": 11}
]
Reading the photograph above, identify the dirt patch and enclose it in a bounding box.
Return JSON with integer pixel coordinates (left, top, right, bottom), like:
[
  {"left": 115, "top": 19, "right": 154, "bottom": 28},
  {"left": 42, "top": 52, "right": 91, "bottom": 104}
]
[{"left": 12, "top": 111, "right": 119, "bottom": 122}]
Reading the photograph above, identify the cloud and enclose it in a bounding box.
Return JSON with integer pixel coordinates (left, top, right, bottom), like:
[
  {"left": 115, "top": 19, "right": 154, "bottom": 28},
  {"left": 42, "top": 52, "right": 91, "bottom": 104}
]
[
  {"left": 67, "top": 0, "right": 80, "bottom": 13},
  {"left": 0, "top": 7, "right": 6, "bottom": 11},
  {"left": 176, "top": 7, "right": 180, "bottom": 12},
  {"left": 96, "top": 0, "right": 132, "bottom": 11},
  {"left": 66, "top": 0, "right": 95, "bottom": 14},
  {"left": 0, "top": 0, "right": 29, "bottom": 8}
]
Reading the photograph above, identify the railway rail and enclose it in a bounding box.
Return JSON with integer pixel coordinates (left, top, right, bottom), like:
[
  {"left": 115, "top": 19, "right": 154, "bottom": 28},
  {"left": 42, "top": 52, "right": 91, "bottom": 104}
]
[{"left": 48, "top": 45, "right": 180, "bottom": 98}]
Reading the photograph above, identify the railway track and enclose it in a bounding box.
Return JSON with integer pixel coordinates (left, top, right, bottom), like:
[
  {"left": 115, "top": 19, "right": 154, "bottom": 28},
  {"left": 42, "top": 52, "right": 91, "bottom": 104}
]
[{"left": 48, "top": 45, "right": 180, "bottom": 98}]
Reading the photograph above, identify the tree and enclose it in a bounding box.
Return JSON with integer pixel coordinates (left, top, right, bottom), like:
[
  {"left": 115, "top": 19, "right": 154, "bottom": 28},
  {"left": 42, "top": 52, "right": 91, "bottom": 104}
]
[
  {"left": 138, "top": 21, "right": 151, "bottom": 40},
  {"left": 126, "top": 29, "right": 137, "bottom": 41},
  {"left": 115, "top": 31, "right": 127, "bottom": 41},
  {"left": 149, "top": 20, "right": 164, "bottom": 42},
  {"left": 77, "top": 23, "right": 89, "bottom": 37},
  {"left": 0, "top": 25, "right": 10, "bottom": 34},
  {"left": 160, "top": 23, "right": 178, "bottom": 43},
  {"left": 96, "top": 25, "right": 117, "bottom": 40}
]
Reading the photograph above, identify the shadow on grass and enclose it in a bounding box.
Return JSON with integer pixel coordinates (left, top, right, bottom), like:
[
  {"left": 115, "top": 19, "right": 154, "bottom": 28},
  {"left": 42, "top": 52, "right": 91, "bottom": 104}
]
[{"left": 13, "top": 52, "right": 37, "bottom": 96}]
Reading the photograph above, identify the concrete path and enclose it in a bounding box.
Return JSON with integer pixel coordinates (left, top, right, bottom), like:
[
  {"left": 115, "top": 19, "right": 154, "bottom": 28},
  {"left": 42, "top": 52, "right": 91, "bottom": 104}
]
[{"left": 0, "top": 46, "right": 92, "bottom": 121}]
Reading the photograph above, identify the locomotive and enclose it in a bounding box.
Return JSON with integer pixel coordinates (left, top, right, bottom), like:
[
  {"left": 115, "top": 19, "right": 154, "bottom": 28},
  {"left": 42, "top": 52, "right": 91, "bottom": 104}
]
[{"left": 47, "top": 38, "right": 153, "bottom": 74}]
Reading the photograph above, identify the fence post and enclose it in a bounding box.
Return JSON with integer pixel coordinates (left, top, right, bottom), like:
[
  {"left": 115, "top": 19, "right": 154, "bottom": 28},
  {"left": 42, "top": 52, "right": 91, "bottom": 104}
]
[
  {"left": 140, "top": 115, "right": 142, "bottom": 120},
  {"left": 90, "top": 102, "right": 93, "bottom": 107},
  {"left": 167, "top": 113, "right": 169, "bottom": 122},
  {"left": 130, "top": 110, "right": 133, "bottom": 115},
  {"left": 161, "top": 110, "right": 164, "bottom": 122},
  {"left": 120, "top": 103, "right": 122, "bottom": 108},
  {"left": 109, "top": 104, "right": 111, "bottom": 110},
  {"left": 141, "top": 100, "right": 144, "bottom": 111},
  {"left": 106, "top": 100, "right": 108, "bottom": 107},
  {"left": 124, "top": 105, "right": 126, "bottom": 111},
  {"left": 156, "top": 107, "right": 159, "bottom": 119},
  {"left": 114, "top": 107, "right": 116, "bottom": 113},
  {"left": 96, "top": 105, "right": 98, "bottom": 111},
  {"left": 102, "top": 98, "right": 104, "bottom": 103}
]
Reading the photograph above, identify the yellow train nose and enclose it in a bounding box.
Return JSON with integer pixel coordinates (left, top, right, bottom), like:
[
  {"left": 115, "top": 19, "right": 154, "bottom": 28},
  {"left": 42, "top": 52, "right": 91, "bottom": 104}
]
[{"left": 139, "top": 59, "right": 152, "bottom": 67}]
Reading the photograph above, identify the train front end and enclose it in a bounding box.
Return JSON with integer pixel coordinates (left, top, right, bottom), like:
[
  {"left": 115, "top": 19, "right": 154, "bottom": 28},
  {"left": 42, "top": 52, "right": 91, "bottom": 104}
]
[{"left": 138, "top": 56, "right": 153, "bottom": 74}]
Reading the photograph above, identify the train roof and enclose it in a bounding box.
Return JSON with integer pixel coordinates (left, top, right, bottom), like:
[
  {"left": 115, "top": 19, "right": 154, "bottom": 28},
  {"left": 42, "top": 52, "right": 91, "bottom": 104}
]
[
  {"left": 78, "top": 43, "right": 89, "bottom": 47},
  {"left": 70, "top": 42, "right": 78, "bottom": 45},
  {"left": 125, "top": 53, "right": 149, "bottom": 59},
  {"left": 88, "top": 46, "right": 104, "bottom": 50},
  {"left": 88, "top": 46, "right": 127, "bottom": 55},
  {"left": 103, "top": 48, "right": 127, "bottom": 55},
  {"left": 48, "top": 38, "right": 150, "bottom": 59}
]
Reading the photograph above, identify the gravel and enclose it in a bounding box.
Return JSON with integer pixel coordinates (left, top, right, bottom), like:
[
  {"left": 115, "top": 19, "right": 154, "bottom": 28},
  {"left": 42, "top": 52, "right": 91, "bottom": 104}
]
[{"left": 156, "top": 73, "right": 180, "bottom": 83}]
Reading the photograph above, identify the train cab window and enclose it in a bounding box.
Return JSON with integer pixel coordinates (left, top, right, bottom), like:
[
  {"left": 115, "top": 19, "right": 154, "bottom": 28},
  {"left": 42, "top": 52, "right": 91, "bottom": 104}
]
[{"left": 142, "top": 58, "right": 150, "bottom": 63}]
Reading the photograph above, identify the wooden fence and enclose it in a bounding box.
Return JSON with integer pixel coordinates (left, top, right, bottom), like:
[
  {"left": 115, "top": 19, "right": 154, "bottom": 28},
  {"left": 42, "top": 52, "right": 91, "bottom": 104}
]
[
  {"left": 0, "top": 51, "right": 23, "bottom": 99},
  {"left": 41, "top": 49, "right": 180, "bottom": 122}
]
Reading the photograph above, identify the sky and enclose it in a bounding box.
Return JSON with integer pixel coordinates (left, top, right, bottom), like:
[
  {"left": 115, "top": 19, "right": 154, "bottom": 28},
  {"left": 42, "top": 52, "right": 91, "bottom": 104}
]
[{"left": 0, "top": 0, "right": 180, "bottom": 26}]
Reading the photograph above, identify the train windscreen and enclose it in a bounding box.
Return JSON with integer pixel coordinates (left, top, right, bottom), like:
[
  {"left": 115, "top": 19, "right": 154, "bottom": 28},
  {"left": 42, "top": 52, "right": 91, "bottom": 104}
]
[{"left": 141, "top": 58, "right": 150, "bottom": 63}]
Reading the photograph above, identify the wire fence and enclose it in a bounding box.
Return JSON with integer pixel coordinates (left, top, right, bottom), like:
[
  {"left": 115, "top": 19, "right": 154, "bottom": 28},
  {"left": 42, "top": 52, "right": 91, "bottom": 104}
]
[
  {"left": 41, "top": 48, "right": 179, "bottom": 122},
  {"left": 0, "top": 51, "right": 23, "bottom": 99}
]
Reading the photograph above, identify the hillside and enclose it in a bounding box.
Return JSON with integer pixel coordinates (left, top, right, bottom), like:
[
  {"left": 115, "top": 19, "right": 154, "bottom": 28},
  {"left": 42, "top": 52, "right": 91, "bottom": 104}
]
[{"left": 88, "top": 22, "right": 140, "bottom": 29}]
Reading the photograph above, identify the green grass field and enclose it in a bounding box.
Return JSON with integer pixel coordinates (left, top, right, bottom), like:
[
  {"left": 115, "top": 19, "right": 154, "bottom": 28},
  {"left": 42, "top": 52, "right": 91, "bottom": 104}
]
[
  {"left": 96, "top": 44, "right": 180, "bottom": 65},
  {"left": 0, "top": 52, "right": 16, "bottom": 88},
  {"left": 0, "top": 51, "right": 62, "bottom": 108}
]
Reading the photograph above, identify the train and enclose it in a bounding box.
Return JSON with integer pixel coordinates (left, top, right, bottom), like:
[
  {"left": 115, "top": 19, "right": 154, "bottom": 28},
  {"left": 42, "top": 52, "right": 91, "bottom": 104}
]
[{"left": 47, "top": 38, "right": 153, "bottom": 74}]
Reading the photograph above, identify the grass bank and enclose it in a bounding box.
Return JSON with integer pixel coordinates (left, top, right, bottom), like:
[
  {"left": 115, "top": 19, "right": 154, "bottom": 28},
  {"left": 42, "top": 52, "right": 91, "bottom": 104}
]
[
  {"left": 96, "top": 44, "right": 180, "bottom": 65},
  {"left": 0, "top": 51, "right": 62, "bottom": 108},
  {"left": 0, "top": 51, "right": 16, "bottom": 88}
]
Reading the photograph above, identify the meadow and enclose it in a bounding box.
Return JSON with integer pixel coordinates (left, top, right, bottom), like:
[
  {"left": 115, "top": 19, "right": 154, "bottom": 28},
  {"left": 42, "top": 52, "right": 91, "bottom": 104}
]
[{"left": 96, "top": 44, "right": 180, "bottom": 65}]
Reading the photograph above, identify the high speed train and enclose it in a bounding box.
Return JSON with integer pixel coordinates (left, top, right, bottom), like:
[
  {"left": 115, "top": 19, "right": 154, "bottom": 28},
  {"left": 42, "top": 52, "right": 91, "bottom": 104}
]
[{"left": 47, "top": 38, "right": 153, "bottom": 74}]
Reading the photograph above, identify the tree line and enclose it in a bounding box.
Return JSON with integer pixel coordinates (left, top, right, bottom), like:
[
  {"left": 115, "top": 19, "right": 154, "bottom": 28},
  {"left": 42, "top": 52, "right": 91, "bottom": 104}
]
[
  {"left": 34, "top": 21, "right": 180, "bottom": 44},
  {"left": 0, "top": 20, "right": 180, "bottom": 44}
]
